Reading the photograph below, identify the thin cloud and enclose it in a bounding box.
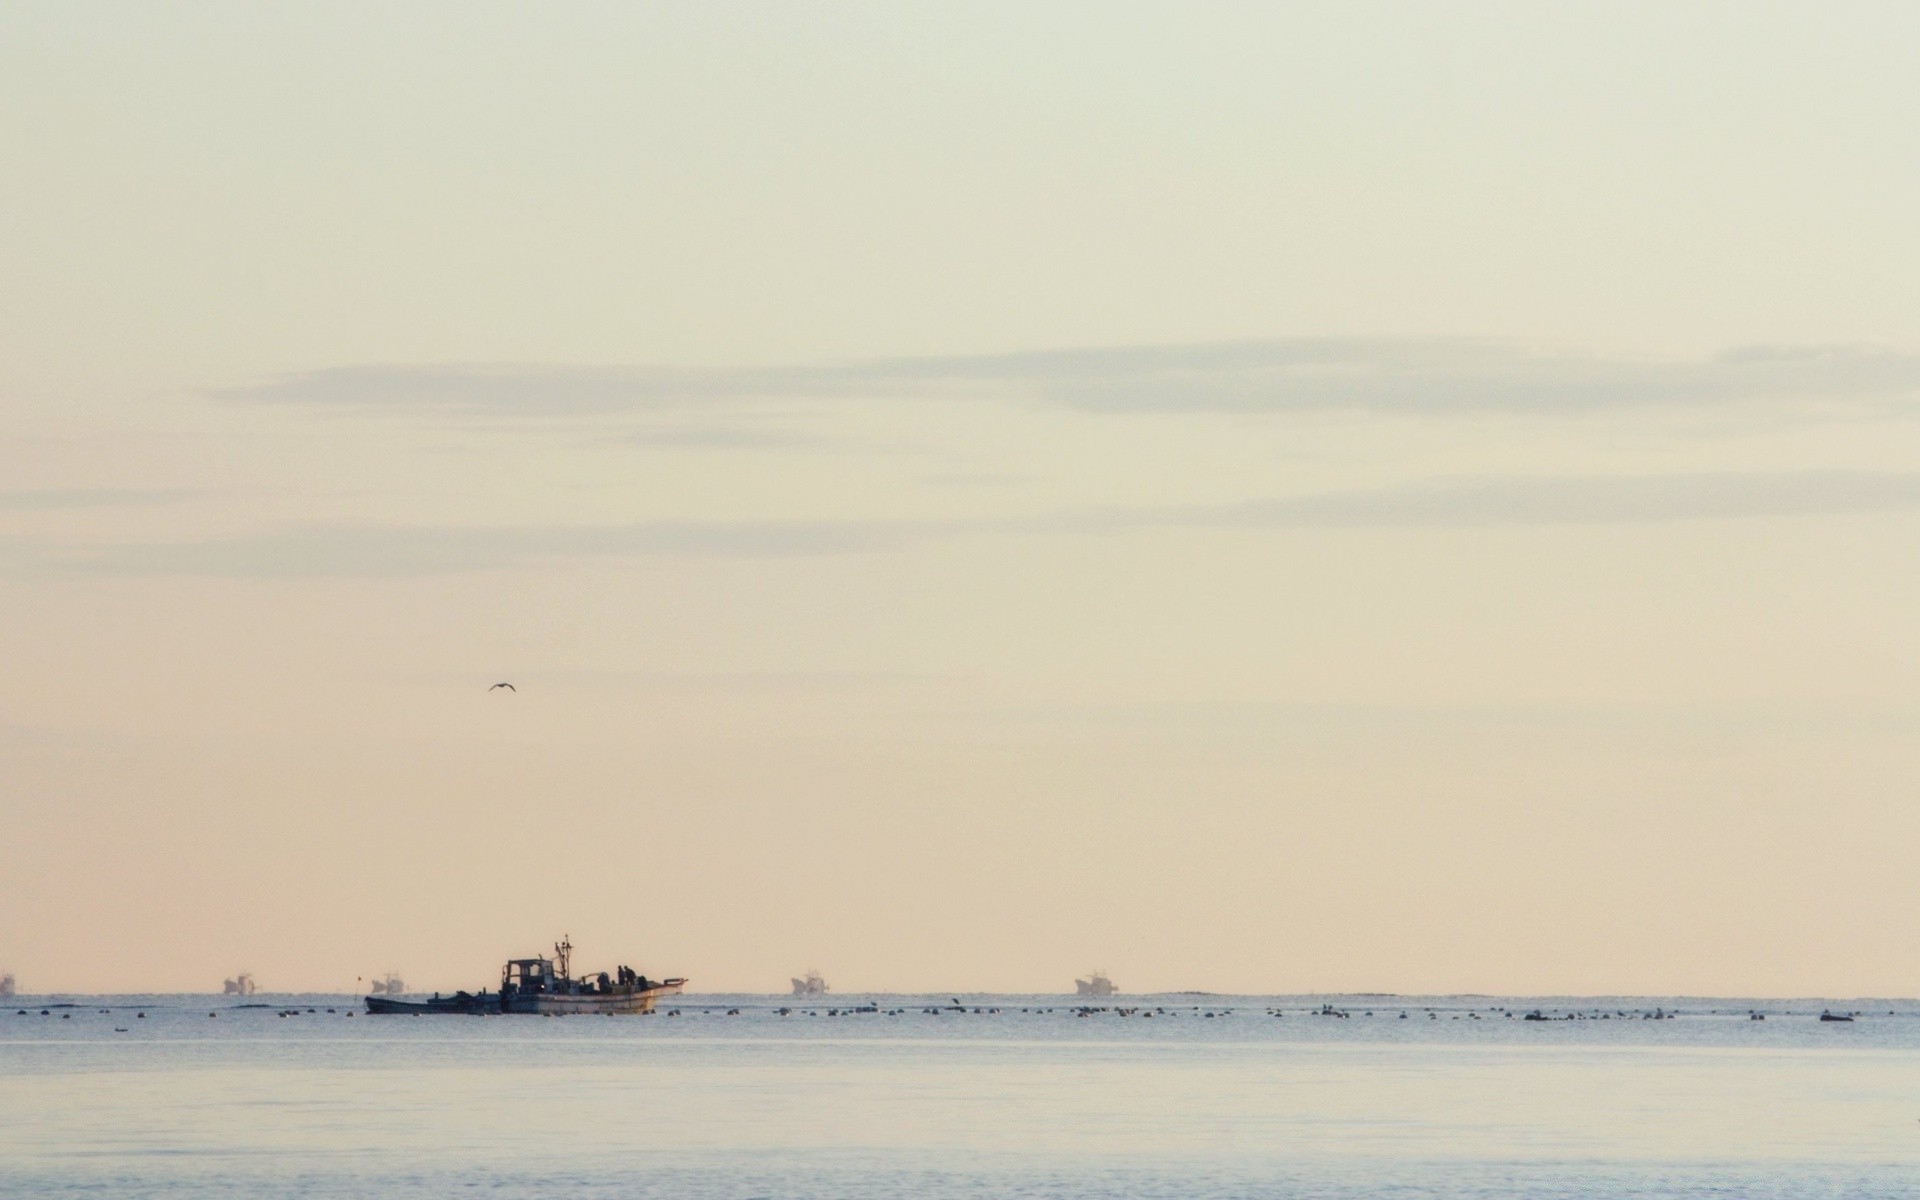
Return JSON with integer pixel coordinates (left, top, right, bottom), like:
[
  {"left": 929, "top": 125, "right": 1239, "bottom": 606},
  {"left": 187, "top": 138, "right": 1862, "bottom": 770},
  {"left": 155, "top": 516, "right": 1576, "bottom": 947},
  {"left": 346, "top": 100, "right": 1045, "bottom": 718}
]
[
  {"left": 613, "top": 424, "right": 838, "bottom": 450},
  {"left": 1173, "top": 468, "right": 1920, "bottom": 529},
  {"left": 215, "top": 341, "right": 1920, "bottom": 419},
  {"left": 1001, "top": 341, "right": 1920, "bottom": 415},
  {"left": 43, "top": 518, "right": 939, "bottom": 578},
  {"left": 18, "top": 469, "right": 1920, "bottom": 578},
  {"left": 214, "top": 362, "right": 837, "bottom": 416},
  {"left": 919, "top": 470, "right": 1033, "bottom": 488},
  {"left": 0, "top": 488, "right": 197, "bottom": 510}
]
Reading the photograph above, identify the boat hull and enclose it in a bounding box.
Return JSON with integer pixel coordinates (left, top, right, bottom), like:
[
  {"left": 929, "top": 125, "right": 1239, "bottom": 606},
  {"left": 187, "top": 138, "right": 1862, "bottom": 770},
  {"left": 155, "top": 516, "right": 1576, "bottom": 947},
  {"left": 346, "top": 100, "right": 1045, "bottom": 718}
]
[
  {"left": 364, "top": 993, "right": 491, "bottom": 1015},
  {"left": 503, "top": 981, "right": 684, "bottom": 1014},
  {"left": 366, "top": 982, "right": 684, "bottom": 1015}
]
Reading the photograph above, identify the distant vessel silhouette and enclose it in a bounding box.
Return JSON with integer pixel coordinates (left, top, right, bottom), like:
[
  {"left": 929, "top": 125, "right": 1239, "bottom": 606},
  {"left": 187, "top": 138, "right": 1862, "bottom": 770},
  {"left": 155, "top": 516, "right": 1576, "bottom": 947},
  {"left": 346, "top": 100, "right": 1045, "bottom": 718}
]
[
  {"left": 222, "top": 973, "right": 257, "bottom": 996},
  {"left": 0, "top": 972, "right": 14, "bottom": 998},
  {"left": 368, "top": 973, "right": 407, "bottom": 995},
  {"left": 1075, "top": 971, "right": 1117, "bottom": 997},
  {"left": 791, "top": 970, "right": 828, "bottom": 996}
]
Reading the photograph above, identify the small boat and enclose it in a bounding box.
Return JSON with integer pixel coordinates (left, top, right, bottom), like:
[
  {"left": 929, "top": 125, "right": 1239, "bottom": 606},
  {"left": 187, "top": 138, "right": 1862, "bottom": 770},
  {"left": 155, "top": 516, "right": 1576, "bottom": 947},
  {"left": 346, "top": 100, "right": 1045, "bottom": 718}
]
[
  {"left": 365, "top": 990, "right": 493, "bottom": 1015},
  {"left": 1819, "top": 1010, "right": 1855, "bottom": 1022},
  {"left": 366, "top": 936, "right": 685, "bottom": 1016}
]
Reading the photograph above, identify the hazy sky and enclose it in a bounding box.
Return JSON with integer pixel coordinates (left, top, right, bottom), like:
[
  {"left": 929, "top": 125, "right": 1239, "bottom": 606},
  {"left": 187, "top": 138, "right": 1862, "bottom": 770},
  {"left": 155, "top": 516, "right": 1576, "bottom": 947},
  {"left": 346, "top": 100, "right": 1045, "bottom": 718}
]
[{"left": 6, "top": 2, "right": 1920, "bottom": 995}]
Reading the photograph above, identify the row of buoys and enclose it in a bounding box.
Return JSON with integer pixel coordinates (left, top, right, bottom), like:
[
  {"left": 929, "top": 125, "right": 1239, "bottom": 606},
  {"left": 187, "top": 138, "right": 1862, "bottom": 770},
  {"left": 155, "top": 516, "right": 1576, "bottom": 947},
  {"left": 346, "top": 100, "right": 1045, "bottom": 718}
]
[{"left": 15, "top": 1000, "right": 1907, "bottom": 1024}]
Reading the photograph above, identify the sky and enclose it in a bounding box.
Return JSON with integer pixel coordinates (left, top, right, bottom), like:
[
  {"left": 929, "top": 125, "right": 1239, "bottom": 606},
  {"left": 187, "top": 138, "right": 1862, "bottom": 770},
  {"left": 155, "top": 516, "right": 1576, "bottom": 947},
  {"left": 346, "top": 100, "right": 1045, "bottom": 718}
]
[{"left": 5, "top": 1, "right": 1920, "bottom": 995}]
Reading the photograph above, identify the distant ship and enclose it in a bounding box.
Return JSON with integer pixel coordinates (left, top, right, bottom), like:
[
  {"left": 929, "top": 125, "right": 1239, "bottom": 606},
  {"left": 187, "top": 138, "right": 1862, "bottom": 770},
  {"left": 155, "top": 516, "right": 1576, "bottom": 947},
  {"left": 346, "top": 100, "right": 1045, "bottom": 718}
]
[
  {"left": 791, "top": 970, "right": 828, "bottom": 996},
  {"left": 368, "top": 973, "right": 407, "bottom": 995},
  {"left": 1075, "top": 971, "right": 1117, "bottom": 997},
  {"left": 366, "top": 936, "right": 684, "bottom": 1015},
  {"left": 0, "top": 972, "right": 14, "bottom": 998},
  {"left": 223, "top": 973, "right": 257, "bottom": 996}
]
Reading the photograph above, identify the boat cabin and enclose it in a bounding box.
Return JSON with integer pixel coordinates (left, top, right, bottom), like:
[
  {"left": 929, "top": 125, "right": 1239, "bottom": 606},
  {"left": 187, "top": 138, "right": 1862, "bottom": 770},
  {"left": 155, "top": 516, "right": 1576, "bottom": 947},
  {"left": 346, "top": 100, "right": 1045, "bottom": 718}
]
[
  {"left": 502, "top": 957, "right": 559, "bottom": 997},
  {"left": 503, "top": 935, "right": 579, "bottom": 998},
  {"left": 497, "top": 936, "right": 666, "bottom": 1003}
]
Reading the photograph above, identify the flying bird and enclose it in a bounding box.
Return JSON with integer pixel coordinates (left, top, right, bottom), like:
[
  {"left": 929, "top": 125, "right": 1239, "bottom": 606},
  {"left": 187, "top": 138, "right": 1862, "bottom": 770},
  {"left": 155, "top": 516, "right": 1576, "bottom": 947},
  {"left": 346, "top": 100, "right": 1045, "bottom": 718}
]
[{"left": 489, "top": 682, "right": 516, "bottom": 692}]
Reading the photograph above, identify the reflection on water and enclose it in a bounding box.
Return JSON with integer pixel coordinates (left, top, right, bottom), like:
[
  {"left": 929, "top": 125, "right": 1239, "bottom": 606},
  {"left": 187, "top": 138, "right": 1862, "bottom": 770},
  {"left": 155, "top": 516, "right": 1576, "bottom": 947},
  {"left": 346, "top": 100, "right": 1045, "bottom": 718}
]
[{"left": 4, "top": 994, "right": 1919, "bottom": 1197}]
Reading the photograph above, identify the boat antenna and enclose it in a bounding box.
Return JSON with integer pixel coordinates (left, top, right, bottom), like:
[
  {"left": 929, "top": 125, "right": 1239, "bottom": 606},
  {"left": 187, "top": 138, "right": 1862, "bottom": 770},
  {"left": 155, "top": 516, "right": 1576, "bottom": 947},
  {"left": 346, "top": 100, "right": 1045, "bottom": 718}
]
[{"left": 554, "top": 935, "right": 572, "bottom": 980}]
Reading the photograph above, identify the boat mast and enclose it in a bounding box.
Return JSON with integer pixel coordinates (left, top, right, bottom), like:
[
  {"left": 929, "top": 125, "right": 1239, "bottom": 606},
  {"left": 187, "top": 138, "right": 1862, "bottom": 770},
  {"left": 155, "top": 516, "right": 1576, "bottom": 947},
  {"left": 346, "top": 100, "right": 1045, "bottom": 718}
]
[{"left": 554, "top": 935, "right": 572, "bottom": 981}]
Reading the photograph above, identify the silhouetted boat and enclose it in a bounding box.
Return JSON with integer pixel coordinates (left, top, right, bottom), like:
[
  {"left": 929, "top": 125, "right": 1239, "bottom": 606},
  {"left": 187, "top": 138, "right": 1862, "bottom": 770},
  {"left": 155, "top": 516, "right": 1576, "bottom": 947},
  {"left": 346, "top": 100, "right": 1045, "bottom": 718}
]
[
  {"left": 223, "top": 973, "right": 257, "bottom": 996},
  {"left": 1076, "top": 971, "right": 1117, "bottom": 996},
  {"left": 365, "top": 936, "right": 685, "bottom": 1015},
  {"left": 791, "top": 970, "right": 828, "bottom": 996},
  {"left": 1820, "top": 1010, "right": 1854, "bottom": 1022},
  {"left": 364, "top": 990, "right": 492, "bottom": 1015}
]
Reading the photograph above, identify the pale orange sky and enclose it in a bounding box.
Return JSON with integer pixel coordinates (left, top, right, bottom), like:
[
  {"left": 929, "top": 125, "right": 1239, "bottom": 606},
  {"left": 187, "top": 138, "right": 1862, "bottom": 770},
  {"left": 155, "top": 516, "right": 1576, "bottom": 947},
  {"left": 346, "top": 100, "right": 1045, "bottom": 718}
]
[{"left": 6, "top": 3, "right": 1920, "bottom": 995}]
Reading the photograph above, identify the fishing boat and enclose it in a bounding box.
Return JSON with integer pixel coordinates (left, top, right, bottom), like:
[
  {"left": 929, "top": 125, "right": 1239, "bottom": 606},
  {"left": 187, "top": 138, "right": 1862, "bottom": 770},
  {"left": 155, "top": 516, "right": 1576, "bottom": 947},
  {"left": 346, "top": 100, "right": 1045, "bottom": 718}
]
[
  {"left": 791, "top": 970, "right": 828, "bottom": 996},
  {"left": 1075, "top": 971, "right": 1117, "bottom": 997},
  {"left": 223, "top": 973, "right": 257, "bottom": 996},
  {"left": 364, "top": 989, "right": 492, "bottom": 1015},
  {"left": 368, "top": 972, "right": 407, "bottom": 995},
  {"left": 365, "top": 936, "right": 685, "bottom": 1015}
]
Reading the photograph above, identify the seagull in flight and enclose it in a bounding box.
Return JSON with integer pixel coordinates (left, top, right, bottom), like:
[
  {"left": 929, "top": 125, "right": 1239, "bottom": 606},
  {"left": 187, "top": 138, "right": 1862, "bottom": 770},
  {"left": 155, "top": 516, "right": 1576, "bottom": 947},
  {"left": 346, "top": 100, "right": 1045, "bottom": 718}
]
[{"left": 489, "top": 682, "right": 516, "bottom": 692}]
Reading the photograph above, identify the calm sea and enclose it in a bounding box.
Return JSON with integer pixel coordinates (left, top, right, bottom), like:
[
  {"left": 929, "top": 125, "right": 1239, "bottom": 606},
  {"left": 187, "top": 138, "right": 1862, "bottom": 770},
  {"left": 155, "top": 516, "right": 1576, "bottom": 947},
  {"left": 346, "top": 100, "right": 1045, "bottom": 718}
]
[{"left": 4, "top": 993, "right": 1919, "bottom": 1198}]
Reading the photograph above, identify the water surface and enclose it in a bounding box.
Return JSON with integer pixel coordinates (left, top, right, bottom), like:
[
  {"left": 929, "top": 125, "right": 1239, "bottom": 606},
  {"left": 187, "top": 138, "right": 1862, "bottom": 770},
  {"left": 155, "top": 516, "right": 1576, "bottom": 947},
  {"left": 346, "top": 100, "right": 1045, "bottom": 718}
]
[{"left": 5, "top": 993, "right": 1918, "bottom": 1197}]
